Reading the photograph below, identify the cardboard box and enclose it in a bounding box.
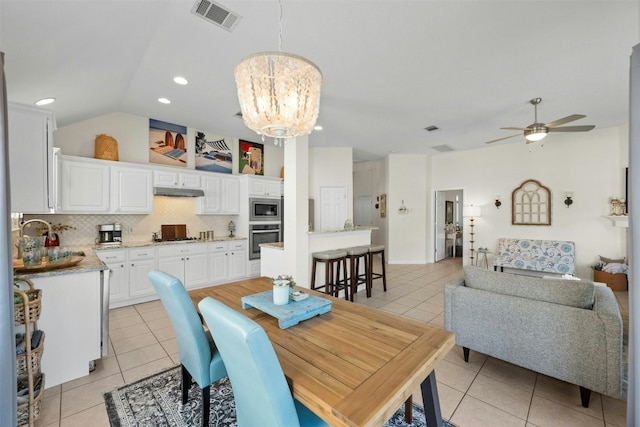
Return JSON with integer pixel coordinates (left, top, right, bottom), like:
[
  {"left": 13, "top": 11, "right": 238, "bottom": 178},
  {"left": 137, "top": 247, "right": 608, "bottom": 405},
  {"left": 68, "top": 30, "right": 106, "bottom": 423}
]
[{"left": 593, "top": 269, "right": 628, "bottom": 291}]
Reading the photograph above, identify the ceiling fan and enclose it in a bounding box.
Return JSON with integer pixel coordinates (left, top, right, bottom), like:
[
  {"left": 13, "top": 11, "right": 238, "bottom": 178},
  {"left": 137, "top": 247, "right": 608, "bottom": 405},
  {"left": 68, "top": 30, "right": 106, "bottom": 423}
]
[{"left": 485, "top": 98, "right": 595, "bottom": 144}]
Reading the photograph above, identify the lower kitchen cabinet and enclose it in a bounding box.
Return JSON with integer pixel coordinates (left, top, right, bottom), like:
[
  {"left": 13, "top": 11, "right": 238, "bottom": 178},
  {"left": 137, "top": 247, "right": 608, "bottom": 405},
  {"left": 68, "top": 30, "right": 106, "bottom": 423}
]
[
  {"left": 208, "top": 241, "right": 247, "bottom": 284},
  {"left": 157, "top": 243, "right": 208, "bottom": 289},
  {"left": 97, "top": 239, "right": 248, "bottom": 307},
  {"left": 98, "top": 249, "right": 128, "bottom": 306},
  {"left": 128, "top": 248, "right": 157, "bottom": 297}
]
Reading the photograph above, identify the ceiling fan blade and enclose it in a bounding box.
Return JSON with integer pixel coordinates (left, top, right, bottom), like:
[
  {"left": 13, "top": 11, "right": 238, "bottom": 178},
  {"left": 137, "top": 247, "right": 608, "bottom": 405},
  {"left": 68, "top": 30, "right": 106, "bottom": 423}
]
[
  {"left": 548, "top": 125, "right": 595, "bottom": 133},
  {"left": 485, "top": 134, "right": 521, "bottom": 144},
  {"left": 545, "top": 114, "right": 586, "bottom": 128},
  {"left": 500, "top": 127, "right": 527, "bottom": 131}
]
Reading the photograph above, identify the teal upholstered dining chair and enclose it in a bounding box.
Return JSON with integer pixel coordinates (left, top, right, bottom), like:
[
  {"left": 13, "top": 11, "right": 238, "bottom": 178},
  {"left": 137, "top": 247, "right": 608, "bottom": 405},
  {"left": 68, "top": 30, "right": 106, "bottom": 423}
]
[
  {"left": 198, "top": 297, "right": 329, "bottom": 427},
  {"left": 148, "top": 270, "right": 227, "bottom": 427}
]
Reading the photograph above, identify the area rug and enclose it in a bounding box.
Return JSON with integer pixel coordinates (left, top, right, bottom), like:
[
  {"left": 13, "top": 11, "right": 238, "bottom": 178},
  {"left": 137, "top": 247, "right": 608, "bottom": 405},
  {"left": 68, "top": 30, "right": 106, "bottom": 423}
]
[{"left": 104, "top": 366, "right": 456, "bottom": 427}]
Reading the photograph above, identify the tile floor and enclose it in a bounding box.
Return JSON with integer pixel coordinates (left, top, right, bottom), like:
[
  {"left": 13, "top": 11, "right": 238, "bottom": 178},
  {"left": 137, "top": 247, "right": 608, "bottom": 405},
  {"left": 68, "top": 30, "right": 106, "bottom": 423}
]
[{"left": 34, "top": 257, "right": 628, "bottom": 427}]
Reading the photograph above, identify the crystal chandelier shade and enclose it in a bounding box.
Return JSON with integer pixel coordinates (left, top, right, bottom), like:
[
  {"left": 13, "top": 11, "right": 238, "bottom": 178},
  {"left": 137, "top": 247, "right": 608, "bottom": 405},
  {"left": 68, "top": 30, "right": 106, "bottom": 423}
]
[{"left": 234, "top": 51, "right": 322, "bottom": 138}]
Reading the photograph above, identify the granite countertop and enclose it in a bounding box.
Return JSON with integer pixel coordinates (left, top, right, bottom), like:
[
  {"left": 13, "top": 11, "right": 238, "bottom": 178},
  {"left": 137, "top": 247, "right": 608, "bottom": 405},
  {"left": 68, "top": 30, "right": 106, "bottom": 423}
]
[
  {"left": 308, "top": 226, "right": 378, "bottom": 235},
  {"left": 13, "top": 245, "right": 107, "bottom": 280},
  {"left": 260, "top": 242, "right": 284, "bottom": 250},
  {"left": 93, "top": 236, "right": 247, "bottom": 251}
]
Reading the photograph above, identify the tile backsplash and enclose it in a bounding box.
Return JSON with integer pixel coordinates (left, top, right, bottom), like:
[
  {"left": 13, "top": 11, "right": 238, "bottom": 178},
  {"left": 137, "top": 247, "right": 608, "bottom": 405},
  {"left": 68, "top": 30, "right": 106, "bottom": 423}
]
[{"left": 21, "top": 197, "right": 238, "bottom": 246}]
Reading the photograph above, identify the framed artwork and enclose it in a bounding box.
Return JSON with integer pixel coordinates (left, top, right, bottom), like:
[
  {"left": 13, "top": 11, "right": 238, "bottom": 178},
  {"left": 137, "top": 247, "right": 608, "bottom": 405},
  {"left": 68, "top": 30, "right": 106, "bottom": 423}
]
[
  {"left": 380, "top": 193, "right": 387, "bottom": 218},
  {"left": 239, "top": 140, "right": 264, "bottom": 175},
  {"left": 149, "top": 119, "right": 187, "bottom": 166},
  {"left": 445, "top": 201, "right": 453, "bottom": 223},
  {"left": 512, "top": 179, "right": 551, "bottom": 225},
  {"left": 195, "top": 131, "right": 232, "bottom": 174}
]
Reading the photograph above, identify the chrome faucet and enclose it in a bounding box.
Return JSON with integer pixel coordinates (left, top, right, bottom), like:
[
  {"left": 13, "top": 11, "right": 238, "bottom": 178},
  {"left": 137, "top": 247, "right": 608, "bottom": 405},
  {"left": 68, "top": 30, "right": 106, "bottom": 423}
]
[{"left": 20, "top": 219, "right": 53, "bottom": 238}]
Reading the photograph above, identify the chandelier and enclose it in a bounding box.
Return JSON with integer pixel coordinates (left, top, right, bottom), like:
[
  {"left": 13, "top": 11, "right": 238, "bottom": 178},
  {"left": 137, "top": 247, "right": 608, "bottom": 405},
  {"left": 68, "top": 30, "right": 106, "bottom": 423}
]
[{"left": 235, "top": 51, "right": 322, "bottom": 139}]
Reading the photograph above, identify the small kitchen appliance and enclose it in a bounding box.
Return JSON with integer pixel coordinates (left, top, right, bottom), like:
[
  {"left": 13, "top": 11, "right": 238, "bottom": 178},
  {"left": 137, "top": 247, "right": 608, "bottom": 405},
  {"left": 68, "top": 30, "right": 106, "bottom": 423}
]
[{"left": 97, "top": 224, "right": 120, "bottom": 246}]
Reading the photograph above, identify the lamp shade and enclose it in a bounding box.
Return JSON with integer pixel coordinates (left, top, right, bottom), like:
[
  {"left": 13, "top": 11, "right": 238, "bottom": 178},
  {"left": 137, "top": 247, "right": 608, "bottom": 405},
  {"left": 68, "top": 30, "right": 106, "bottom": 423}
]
[
  {"left": 463, "top": 205, "right": 481, "bottom": 218},
  {"left": 234, "top": 51, "right": 322, "bottom": 138}
]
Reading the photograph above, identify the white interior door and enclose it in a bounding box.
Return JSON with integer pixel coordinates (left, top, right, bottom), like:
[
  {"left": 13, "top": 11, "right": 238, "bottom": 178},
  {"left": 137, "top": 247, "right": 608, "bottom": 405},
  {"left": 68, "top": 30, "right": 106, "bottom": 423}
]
[
  {"left": 357, "top": 195, "right": 372, "bottom": 226},
  {"left": 320, "top": 186, "right": 347, "bottom": 230},
  {"left": 434, "top": 191, "right": 446, "bottom": 261}
]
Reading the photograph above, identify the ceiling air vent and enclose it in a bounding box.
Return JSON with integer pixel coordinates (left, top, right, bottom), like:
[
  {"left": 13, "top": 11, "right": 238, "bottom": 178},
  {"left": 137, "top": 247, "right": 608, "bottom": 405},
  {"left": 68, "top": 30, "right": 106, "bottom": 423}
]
[
  {"left": 431, "top": 145, "right": 455, "bottom": 152},
  {"left": 192, "top": 0, "right": 242, "bottom": 32}
]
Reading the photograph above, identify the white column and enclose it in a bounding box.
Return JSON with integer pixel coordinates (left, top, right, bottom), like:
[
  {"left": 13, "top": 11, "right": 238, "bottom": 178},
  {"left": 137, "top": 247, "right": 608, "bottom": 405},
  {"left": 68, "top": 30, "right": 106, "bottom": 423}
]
[
  {"left": 627, "top": 42, "right": 640, "bottom": 427},
  {"left": 283, "top": 136, "right": 311, "bottom": 288}
]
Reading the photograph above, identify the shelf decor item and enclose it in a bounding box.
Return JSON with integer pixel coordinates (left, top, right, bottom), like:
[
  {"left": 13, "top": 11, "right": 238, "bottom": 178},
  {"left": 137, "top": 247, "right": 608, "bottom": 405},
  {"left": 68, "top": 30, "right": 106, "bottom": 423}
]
[
  {"left": 271, "top": 275, "right": 295, "bottom": 305},
  {"left": 94, "top": 134, "right": 119, "bottom": 161}
]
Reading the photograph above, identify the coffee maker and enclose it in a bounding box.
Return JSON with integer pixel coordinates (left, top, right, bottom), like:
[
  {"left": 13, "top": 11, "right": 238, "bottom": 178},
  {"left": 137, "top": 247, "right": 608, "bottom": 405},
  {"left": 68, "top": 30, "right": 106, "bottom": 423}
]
[{"left": 98, "top": 224, "right": 120, "bottom": 246}]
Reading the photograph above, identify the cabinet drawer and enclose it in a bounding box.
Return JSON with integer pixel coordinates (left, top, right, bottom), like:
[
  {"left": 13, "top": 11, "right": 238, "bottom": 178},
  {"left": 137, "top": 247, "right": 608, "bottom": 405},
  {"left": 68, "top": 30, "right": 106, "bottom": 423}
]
[
  {"left": 158, "top": 243, "right": 207, "bottom": 257},
  {"left": 129, "top": 247, "right": 155, "bottom": 260},
  {"left": 229, "top": 241, "right": 247, "bottom": 251},
  {"left": 97, "top": 250, "right": 126, "bottom": 264},
  {"left": 209, "top": 242, "right": 229, "bottom": 253}
]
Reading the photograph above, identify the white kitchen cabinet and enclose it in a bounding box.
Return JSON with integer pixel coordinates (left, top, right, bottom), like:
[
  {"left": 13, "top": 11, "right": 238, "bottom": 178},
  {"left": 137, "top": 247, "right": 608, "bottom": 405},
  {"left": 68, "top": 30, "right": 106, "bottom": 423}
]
[
  {"left": 209, "top": 242, "right": 229, "bottom": 283},
  {"left": 154, "top": 169, "right": 201, "bottom": 189},
  {"left": 59, "top": 156, "right": 110, "bottom": 213},
  {"left": 111, "top": 165, "right": 153, "bottom": 213},
  {"left": 248, "top": 176, "right": 281, "bottom": 198},
  {"left": 97, "top": 249, "right": 128, "bottom": 306},
  {"left": 8, "top": 102, "right": 57, "bottom": 213},
  {"left": 157, "top": 243, "right": 208, "bottom": 289},
  {"left": 209, "top": 241, "right": 247, "bottom": 283},
  {"left": 197, "top": 174, "right": 240, "bottom": 214},
  {"left": 128, "top": 247, "right": 157, "bottom": 297},
  {"left": 228, "top": 240, "right": 247, "bottom": 280}
]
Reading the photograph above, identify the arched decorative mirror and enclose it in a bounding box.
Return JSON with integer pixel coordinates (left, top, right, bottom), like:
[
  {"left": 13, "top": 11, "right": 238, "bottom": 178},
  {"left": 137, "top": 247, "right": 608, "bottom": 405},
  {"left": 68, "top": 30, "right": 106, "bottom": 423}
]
[{"left": 512, "top": 179, "right": 551, "bottom": 225}]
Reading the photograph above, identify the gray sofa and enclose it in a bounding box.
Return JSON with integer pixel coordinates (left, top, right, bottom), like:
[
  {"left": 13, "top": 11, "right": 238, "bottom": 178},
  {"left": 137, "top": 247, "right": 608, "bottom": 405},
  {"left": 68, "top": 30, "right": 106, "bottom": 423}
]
[{"left": 444, "top": 266, "right": 623, "bottom": 407}]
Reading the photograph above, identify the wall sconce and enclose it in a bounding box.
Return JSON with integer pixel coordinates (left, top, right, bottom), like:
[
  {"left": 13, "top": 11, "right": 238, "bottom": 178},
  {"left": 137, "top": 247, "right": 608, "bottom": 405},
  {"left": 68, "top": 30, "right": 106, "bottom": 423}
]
[
  {"left": 494, "top": 196, "right": 502, "bottom": 209},
  {"left": 398, "top": 200, "right": 408, "bottom": 214},
  {"left": 564, "top": 192, "right": 573, "bottom": 208}
]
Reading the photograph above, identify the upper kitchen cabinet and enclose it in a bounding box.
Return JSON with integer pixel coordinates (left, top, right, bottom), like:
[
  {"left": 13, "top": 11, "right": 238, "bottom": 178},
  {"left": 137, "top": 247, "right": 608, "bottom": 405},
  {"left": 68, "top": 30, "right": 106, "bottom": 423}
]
[
  {"left": 248, "top": 176, "right": 282, "bottom": 198},
  {"left": 196, "top": 174, "right": 240, "bottom": 215},
  {"left": 8, "top": 103, "right": 57, "bottom": 213},
  {"left": 111, "top": 165, "right": 153, "bottom": 213},
  {"left": 154, "top": 169, "right": 201, "bottom": 189},
  {"left": 59, "top": 156, "right": 110, "bottom": 212}
]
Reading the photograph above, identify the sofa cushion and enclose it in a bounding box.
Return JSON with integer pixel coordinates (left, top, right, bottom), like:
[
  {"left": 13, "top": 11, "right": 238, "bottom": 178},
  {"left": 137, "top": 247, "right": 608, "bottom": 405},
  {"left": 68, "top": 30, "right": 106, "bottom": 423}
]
[{"left": 463, "top": 266, "right": 595, "bottom": 309}]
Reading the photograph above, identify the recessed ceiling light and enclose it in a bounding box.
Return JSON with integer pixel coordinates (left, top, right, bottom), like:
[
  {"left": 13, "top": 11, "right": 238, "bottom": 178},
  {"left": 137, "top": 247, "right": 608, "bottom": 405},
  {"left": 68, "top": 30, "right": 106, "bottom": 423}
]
[
  {"left": 158, "top": 98, "right": 171, "bottom": 104},
  {"left": 314, "top": 125, "right": 323, "bottom": 131},
  {"left": 173, "top": 76, "right": 188, "bottom": 85},
  {"left": 34, "top": 98, "right": 55, "bottom": 106}
]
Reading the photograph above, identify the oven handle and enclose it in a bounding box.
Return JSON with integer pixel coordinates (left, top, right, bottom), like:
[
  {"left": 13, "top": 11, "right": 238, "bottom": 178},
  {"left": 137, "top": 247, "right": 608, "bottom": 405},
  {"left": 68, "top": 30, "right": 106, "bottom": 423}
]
[{"left": 252, "top": 229, "right": 280, "bottom": 234}]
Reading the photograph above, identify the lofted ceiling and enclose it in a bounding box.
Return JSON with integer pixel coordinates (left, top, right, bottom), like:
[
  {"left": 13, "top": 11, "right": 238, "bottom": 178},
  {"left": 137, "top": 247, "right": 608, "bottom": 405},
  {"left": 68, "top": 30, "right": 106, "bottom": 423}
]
[{"left": 0, "top": 1, "right": 638, "bottom": 162}]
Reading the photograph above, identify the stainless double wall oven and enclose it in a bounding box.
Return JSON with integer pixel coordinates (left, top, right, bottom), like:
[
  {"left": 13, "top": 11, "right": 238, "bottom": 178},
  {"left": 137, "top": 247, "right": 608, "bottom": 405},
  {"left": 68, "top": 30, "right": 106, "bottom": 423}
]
[{"left": 248, "top": 197, "right": 282, "bottom": 260}]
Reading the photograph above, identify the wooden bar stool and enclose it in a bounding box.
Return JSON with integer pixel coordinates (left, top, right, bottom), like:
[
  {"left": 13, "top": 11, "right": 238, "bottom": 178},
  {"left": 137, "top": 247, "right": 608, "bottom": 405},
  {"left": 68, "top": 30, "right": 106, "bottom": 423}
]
[
  {"left": 344, "top": 246, "right": 369, "bottom": 301},
  {"left": 310, "top": 250, "right": 349, "bottom": 300},
  {"left": 366, "top": 244, "right": 387, "bottom": 296}
]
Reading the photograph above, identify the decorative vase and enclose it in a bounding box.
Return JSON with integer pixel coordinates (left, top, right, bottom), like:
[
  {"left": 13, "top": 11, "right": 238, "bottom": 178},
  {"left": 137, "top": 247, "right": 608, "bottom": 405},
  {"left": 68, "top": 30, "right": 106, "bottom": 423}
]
[{"left": 272, "top": 285, "right": 290, "bottom": 305}]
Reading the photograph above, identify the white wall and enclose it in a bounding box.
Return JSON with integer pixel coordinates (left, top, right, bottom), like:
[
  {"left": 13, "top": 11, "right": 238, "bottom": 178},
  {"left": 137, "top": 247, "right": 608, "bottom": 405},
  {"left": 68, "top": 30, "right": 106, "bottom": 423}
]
[
  {"left": 53, "top": 112, "right": 284, "bottom": 177},
  {"left": 431, "top": 125, "right": 628, "bottom": 278},
  {"left": 387, "top": 154, "right": 428, "bottom": 264},
  {"left": 353, "top": 160, "right": 384, "bottom": 245}
]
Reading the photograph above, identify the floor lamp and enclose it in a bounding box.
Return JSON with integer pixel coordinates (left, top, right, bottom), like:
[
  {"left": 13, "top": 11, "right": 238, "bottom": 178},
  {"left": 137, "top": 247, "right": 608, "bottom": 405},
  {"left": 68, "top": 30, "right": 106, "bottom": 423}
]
[{"left": 463, "top": 205, "right": 481, "bottom": 265}]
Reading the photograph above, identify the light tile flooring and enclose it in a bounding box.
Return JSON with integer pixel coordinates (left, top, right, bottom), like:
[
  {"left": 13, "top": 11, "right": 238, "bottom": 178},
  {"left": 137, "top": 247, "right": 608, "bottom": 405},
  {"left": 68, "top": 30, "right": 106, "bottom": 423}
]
[{"left": 35, "top": 257, "right": 628, "bottom": 427}]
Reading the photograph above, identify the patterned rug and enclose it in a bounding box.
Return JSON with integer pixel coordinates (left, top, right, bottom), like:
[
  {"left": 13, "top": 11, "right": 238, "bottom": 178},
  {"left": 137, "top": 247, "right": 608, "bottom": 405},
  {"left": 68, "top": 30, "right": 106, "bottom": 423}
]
[{"left": 104, "top": 366, "right": 456, "bottom": 426}]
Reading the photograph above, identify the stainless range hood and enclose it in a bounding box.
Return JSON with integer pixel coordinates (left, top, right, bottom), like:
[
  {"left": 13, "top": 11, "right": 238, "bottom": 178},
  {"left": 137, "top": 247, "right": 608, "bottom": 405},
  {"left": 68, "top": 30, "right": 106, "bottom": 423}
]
[{"left": 153, "top": 187, "right": 205, "bottom": 197}]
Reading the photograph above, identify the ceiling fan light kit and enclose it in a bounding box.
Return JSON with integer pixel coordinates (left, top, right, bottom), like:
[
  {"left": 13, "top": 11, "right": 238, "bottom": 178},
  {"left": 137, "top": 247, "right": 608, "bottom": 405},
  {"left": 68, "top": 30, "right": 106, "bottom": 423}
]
[{"left": 485, "top": 97, "right": 595, "bottom": 145}]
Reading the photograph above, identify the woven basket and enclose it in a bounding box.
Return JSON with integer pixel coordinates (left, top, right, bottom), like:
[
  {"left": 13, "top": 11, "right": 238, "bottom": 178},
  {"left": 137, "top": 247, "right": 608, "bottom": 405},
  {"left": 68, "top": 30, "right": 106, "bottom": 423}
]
[
  {"left": 16, "top": 331, "right": 45, "bottom": 376},
  {"left": 14, "top": 279, "right": 41, "bottom": 326},
  {"left": 94, "top": 134, "right": 119, "bottom": 161},
  {"left": 16, "top": 373, "right": 45, "bottom": 426}
]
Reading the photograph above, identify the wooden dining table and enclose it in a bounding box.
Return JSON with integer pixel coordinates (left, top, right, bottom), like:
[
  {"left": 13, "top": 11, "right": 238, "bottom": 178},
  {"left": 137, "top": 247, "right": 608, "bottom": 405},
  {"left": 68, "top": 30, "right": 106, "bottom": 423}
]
[{"left": 189, "top": 277, "right": 455, "bottom": 427}]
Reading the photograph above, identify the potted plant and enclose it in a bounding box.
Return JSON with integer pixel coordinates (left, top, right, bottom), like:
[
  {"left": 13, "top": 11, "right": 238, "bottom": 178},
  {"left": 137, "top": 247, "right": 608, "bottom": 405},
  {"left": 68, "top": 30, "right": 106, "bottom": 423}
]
[{"left": 271, "top": 275, "right": 295, "bottom": 305}]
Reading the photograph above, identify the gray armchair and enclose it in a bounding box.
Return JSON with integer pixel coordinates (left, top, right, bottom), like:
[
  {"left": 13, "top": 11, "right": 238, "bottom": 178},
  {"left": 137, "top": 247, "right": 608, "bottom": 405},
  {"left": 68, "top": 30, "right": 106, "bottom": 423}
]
[{"left": 444, "top": 266, "right": 623, "bottom": 408}]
